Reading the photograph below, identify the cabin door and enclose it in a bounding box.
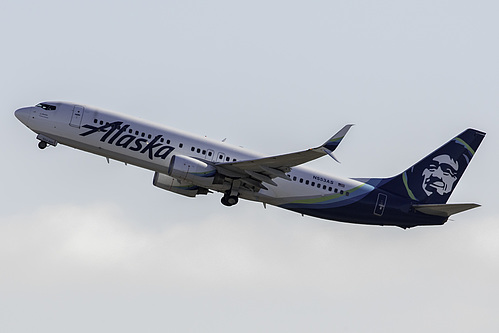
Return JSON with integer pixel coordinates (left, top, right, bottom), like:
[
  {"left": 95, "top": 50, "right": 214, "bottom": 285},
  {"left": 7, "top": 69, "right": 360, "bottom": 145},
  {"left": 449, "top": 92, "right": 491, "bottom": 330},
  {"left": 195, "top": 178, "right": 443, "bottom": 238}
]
[
  {"left": 374, "top": 193, "right": 387, "bottom": 216},
  {"left": 70, "top": 105, "right": 85, "bottom": 128}
]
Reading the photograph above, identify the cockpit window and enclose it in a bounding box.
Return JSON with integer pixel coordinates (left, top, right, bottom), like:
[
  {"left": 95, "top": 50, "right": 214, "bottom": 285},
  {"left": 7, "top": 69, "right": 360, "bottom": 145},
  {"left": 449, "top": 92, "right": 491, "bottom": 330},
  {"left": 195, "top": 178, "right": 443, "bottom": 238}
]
[{"left": 35, "top": 103, "right": 56, "bottom": 111}]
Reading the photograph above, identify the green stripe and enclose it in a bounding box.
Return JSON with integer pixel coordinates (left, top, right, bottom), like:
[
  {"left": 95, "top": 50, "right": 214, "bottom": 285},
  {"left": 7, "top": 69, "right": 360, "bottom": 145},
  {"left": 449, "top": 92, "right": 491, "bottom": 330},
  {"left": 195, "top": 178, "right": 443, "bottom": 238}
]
[
  {"left": 290, "top": 183, "right": 365, "bottom": 205},
  {"left": 402, "top": 172, "right": 417, "bottom": 201},
  {"left": 328, "top": 136, "right": 343, "bottom": 143},
  {"left": 455, "top": 137, "right": 475, "bottom": 155}
]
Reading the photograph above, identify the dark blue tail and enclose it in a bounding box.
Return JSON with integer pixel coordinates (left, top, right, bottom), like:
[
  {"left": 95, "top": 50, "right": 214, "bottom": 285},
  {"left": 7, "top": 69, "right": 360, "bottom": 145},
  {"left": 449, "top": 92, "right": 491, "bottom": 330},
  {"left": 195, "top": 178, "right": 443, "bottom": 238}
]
[{"left": 374, "top": 129, "right": 485, "bottom": 204}]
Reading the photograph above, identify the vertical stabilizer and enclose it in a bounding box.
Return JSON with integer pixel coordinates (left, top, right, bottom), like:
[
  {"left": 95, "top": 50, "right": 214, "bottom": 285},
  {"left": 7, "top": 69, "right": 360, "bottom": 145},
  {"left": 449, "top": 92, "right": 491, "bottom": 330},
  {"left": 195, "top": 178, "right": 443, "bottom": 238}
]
[{"left": 376, "top": 128, "right": 485, "bottom": 204}]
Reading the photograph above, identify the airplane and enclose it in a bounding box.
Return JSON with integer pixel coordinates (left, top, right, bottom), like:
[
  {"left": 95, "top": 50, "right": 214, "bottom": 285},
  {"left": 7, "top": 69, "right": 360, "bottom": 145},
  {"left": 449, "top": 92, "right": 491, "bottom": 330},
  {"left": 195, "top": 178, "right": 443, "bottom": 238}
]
[{"left": 14, "top": 101, "right": 486, "bottom": 228}]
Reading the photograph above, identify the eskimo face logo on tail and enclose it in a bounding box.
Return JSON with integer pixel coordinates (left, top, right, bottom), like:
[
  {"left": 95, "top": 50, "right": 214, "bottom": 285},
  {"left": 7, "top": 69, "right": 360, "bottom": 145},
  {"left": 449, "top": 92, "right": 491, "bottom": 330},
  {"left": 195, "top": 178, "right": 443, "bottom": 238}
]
[
  {"left": 402, "top": 137, "right": 473, "bottom": 203},
  {"left": 80, "top": 121, "right": 175, "bottom": 160},
  {"left": 421, "top": 154, "right": 459, "bottom": 196}
]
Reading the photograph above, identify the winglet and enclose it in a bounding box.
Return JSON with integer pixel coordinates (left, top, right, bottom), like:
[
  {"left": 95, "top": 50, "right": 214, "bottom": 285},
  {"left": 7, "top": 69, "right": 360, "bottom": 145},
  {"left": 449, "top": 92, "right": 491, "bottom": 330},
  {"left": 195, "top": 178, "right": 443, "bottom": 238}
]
[
  {"left": 322, "top": 124, "right": 354, "bottom": 152},
  {"left": 322, "top": 148, "right": 341, "bottom": 163}
]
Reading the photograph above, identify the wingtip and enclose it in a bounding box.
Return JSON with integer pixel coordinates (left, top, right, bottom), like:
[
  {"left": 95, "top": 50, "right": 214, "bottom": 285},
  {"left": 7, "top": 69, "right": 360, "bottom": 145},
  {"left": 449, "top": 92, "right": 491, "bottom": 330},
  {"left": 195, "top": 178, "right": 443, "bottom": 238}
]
[{"left": 322, "top": 124, "right": 354, "bottom": 151}]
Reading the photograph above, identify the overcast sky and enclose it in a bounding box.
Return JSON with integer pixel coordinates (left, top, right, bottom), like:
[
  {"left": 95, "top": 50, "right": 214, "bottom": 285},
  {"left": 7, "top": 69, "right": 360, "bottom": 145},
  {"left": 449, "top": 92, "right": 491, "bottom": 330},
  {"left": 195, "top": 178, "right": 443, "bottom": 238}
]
[{"left": 1, "top": 0, "right": 498, "bottom": 332}]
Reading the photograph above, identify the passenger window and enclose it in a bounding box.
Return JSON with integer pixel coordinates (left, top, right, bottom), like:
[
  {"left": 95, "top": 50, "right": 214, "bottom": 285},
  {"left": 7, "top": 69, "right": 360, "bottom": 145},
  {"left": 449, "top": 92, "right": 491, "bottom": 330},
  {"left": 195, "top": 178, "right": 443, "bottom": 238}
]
[
  {"left": 191, "top": 147, "right": 195, "bottom": 152},
  {"left": 167, "top": 140, "right": 171, "bottom": 144},
  {"left": 293, "top": 176, "right": 297, "bottom": 181},
  {"left": 305, "top": 180, "right": 309, "bottom": 185},
  {"left": 208, "top": 152, "right": 212, "bottom": 156},
  {"left": 311, "top": 182, "right": 315, "bottom": 186},
  {"left": 299, "top": 178, "right": 303, "bottom": 183},
  {"left": 135, "top": 131, "right": 139, "bottom": 135},
  {"left": 226, "top": 157, "right": 230, "bottom": 161},
  {"left": 148, "top": 134, "right": 152, "bottom": 139},
  {"left": 328, "top": 187, "right": 332, "bottom": 191},
  {"left": 179, "top": 143, "right": 183, "bottom": 148},
  {"left": 197, "top": 148, "right": 201, "bottom": 153}
]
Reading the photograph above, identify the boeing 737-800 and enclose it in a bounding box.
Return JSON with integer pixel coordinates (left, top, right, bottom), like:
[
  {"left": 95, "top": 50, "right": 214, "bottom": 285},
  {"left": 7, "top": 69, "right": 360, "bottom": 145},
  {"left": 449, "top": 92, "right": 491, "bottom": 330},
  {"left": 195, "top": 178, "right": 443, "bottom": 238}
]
[{"left": 15, "top": 102, "right": 485, "bottom": 228}]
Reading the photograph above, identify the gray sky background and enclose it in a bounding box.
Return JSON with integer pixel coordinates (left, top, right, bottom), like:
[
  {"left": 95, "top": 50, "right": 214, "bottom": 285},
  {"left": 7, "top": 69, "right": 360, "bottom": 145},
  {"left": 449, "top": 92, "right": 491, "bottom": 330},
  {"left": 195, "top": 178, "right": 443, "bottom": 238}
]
[{"left": 1, "top": 0, "right": 498, "bottom": 332}]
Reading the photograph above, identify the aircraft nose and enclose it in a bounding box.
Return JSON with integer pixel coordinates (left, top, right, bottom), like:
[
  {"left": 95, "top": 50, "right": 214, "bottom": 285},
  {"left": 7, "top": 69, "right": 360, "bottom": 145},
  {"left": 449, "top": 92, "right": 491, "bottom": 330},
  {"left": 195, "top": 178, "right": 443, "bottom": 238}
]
[{"left": 15, "top": 107, "right": 30, "bottom": 124}]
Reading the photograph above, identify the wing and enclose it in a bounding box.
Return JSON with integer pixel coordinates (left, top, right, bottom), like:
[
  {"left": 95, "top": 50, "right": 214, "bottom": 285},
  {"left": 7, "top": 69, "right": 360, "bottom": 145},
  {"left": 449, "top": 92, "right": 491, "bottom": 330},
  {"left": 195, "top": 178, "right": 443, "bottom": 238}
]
[{"left": 214, "top": 124, "right": 353, "bottom": 190}]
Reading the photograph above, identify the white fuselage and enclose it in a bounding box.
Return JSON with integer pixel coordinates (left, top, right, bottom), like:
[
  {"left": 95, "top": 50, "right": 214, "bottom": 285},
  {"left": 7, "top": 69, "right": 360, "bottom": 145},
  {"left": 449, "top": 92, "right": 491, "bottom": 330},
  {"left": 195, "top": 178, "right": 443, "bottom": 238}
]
[
  {"left": 16, "top": 101, "right": 485, "bottom": 228},
  {"left": 15, "top": 102, "right": 366, "bottom": 207}
]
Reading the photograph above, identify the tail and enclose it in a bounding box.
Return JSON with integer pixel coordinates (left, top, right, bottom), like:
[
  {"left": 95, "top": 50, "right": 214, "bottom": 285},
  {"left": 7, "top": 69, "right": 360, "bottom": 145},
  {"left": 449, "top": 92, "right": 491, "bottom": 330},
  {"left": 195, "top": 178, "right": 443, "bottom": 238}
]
[{"left": 374, "top": 128, "right": 485, "bottom": 204}]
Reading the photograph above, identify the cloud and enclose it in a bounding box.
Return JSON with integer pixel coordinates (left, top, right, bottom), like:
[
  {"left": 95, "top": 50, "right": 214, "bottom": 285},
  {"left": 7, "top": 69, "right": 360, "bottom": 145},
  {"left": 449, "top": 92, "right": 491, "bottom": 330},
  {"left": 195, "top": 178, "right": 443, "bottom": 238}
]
[
  {"left": 1, "top": 203, "right": 498, "bottom": 332},
  {"left": 0, "top": 193, "right": 497, "bottom": 333},
  {"left": 1, "top": 203, "right": 498, "bottom": 297}
]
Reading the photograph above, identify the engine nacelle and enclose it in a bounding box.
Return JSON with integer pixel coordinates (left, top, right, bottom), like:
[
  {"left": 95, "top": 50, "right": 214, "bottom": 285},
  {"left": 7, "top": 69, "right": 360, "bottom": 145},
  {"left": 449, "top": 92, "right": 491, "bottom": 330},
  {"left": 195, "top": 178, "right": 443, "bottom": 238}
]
[
  {"left": 168, "top": 155, "right": 216, "bottom": 187},
  {"left": 153, "top": 172, "right": 209, "bottom": 198}
]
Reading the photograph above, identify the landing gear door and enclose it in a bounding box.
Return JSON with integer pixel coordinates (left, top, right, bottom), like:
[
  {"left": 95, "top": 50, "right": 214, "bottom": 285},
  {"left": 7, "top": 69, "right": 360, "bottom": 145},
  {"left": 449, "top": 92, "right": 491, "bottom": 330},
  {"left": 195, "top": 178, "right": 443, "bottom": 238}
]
[
  {"left": 374, "top": 193, "right": 387, "bottom": 216},
  {"left": 70, "top": 105, "right": 84, "bottom": 128}
]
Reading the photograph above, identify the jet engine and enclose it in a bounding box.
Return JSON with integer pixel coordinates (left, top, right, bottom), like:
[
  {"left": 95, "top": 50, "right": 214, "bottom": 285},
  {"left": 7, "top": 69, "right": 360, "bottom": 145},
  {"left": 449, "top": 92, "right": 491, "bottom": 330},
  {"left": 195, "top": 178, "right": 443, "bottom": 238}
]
[
  {"left": 167, "top": 155, "right": 217, "bottom": 187},
  {"left": 153, "top": 172, "right": 209, "bottom": 197}
]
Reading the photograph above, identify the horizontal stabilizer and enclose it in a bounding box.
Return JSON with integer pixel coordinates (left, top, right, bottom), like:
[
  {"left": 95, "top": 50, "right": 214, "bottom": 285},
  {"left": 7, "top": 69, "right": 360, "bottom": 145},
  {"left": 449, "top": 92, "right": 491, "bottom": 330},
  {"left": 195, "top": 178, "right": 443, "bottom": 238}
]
[{"left": 413, "top": 203, "right": 480, "bottom": 217}]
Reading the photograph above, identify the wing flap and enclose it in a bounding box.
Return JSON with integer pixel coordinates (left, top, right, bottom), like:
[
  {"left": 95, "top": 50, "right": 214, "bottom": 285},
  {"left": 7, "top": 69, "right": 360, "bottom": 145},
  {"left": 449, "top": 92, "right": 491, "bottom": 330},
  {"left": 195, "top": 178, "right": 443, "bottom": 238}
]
[
  {"left": 245, "top": 170, "right": 278, "bottom": 186},
  {"left": 259, "top": 166, "right": 291, "bottom": 180}
]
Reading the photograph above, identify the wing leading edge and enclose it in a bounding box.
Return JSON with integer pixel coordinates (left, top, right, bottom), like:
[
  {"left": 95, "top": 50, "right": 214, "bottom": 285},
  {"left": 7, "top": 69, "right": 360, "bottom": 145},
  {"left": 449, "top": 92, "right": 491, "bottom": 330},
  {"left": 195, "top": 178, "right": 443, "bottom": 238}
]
[{"left": 214, "top": 125, "right": 353, "bottom": 189}]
